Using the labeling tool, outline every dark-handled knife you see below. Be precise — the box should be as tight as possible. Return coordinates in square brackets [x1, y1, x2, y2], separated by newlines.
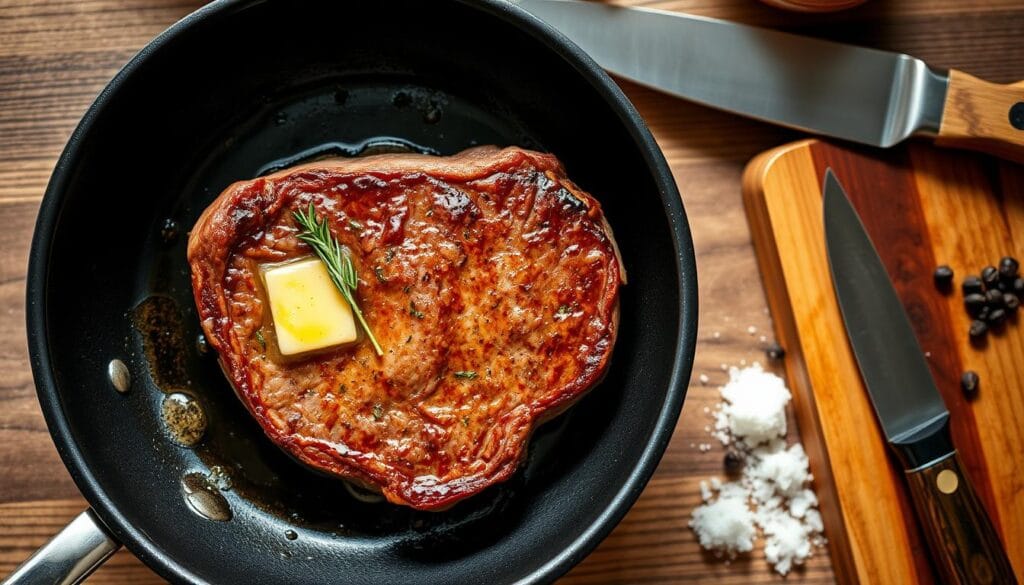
[515, 0, 1024, 163]
[823, 170, 1017, 584]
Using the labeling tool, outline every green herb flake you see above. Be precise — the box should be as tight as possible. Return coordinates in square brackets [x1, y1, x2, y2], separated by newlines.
[255, 330, 267, 351]
[374, 266, 388, 283]
[453, 371, 478, 380]
[409, 300, 425, 319]
[555, 304, 572, 318]
[384, 248, 396, 263]
[461, 415, 470, 427]
[338, 383, 347, 395]
[372, 404, 384, 420]
[348, 219, 364, 232]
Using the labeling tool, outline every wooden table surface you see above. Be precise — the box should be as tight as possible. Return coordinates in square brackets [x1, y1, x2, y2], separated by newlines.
[1, 1, 1021, 583]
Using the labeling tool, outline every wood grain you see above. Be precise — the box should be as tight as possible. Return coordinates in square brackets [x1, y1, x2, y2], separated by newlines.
[938, 70, 1024, 163]
[742, 139, 1024, 584]
[1, 0, 1023, 583]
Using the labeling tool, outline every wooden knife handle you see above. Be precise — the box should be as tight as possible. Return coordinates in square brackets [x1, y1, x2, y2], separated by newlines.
[936, 69, 1024, 163]
[905, 452, 1018, 584]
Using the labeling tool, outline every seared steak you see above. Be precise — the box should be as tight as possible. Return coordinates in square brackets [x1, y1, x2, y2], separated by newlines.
[187, 146, 623, 510]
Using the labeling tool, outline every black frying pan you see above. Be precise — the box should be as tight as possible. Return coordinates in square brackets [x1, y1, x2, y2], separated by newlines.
[12, 1, 697, 583]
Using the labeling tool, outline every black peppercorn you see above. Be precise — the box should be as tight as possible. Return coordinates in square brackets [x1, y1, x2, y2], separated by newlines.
[988, 308, 1008, 326]
[962, 275, 984, 295]
[969, 319, 989, 339]
[978, 305, 991, 321]
[964, 293, 987, 316]
[1005, 293, 1020, 313]
[933, 265, 954, 290]
[1014, 278, 1024, 295]
[765, 343, 785, 361]
[999, 256, 1019, 280]
[986, 289, 1005, 308]
[724, 450, 744, 475]
[982, 265, 999, 288]
[960, 371, 980, 398]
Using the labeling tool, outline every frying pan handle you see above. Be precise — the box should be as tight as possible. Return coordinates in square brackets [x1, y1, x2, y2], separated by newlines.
[2, 510, 120, 585]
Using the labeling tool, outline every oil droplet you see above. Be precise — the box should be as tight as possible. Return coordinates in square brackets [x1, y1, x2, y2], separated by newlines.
[107, 359, 130, 393]
[160, 218, 180, 244]
[195, 333, 210, 356]
[161, 393, 207, 447]
[392, 90, 411, 108]
[284, 529, 298, 541]
[208, 465, 233, 491]
[181, 472, 232, 522]
[423, 104, 442, 125]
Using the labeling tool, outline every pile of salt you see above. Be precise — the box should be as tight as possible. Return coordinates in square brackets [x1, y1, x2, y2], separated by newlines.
[689, 364, 824, 576]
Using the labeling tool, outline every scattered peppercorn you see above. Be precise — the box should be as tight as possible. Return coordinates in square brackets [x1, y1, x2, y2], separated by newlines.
[985, 289, 1005, 308]
[999, 256, 1019, 280]
[961, 276, 984, 295]
[969, 319, 988, 340]
[724, 450, 744, 475]
[982, 265, 999, 288]
[1005, 293, 1021, 313]
[765, 343, 786, 361]
[960, 371, 980, 398]
[988, 308, 1008, 326]
[933, 265, 954, 291]
[950, 256, 1024, 345]
[964, 293, 987, 316]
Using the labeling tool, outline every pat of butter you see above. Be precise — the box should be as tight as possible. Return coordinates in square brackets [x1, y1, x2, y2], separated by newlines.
[262, 257, 357, 355]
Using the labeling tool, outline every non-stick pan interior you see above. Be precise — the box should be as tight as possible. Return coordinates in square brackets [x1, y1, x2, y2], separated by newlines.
[31, 1, 693, 583]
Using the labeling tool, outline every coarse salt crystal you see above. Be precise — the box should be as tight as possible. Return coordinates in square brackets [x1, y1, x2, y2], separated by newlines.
[719, 364, 791, 445]
[689, 483, 756, 554]
[749, 443, 811, 496]
[699, 374, 709, 384]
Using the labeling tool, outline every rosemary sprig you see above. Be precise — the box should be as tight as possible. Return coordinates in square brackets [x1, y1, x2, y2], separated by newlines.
[292, 204, 383, 356]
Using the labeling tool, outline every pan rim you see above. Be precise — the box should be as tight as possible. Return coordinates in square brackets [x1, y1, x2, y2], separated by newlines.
[25, 0, 697, 583]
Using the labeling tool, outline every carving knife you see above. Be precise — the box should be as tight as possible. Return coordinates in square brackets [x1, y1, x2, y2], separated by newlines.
[823, 169, 1017, 584]
[515, 0, 1024, 163]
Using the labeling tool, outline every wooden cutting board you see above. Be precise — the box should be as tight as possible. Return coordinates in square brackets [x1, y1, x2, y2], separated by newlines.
[742, 139, 1024, 584]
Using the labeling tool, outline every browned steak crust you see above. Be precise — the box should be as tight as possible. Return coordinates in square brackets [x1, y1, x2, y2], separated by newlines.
[187, 146, 622, 509]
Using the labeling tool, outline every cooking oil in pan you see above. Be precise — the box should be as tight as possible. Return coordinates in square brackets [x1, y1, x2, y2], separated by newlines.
[181, 472, 232, 522]
[162, 392, 207, 447]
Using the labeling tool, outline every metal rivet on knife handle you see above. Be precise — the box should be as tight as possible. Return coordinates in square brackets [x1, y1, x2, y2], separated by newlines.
[935, 469, 959, 494]
[936, 70, 1024, 163]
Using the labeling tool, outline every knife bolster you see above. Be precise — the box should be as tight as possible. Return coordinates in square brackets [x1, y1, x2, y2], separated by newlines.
[889, 413, 954, 471]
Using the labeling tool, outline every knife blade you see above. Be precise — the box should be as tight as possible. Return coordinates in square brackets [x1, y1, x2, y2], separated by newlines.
[514, 0, 1024, 163]
[824, 170, 1017, 585]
